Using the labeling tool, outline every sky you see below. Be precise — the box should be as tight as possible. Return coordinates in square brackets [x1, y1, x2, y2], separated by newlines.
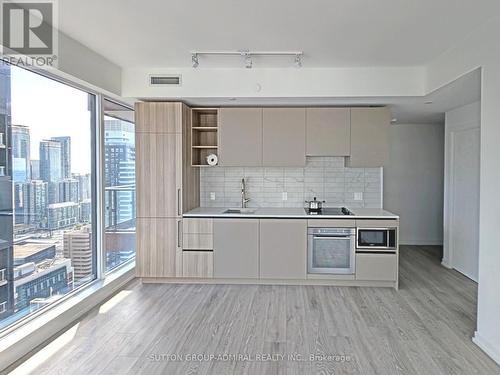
[10, 65, 92, 174]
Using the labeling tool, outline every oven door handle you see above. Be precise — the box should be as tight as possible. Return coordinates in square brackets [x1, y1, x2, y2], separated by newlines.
[313, 235, 352, 240]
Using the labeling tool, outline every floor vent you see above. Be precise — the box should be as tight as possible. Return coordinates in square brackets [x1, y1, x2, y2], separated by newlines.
[149, 75, 181, 86]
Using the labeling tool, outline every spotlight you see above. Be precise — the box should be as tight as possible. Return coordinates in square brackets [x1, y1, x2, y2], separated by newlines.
[243, 53, 252, 69]
[295, 54, 302, 67]
[192, 53, 199, 68]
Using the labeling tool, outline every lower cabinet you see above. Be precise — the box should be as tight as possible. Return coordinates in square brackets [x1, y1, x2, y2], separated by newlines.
[213, 219, 259, 278]
[259, 220, 307, 279]
[182, 251, 213, 278]
[355, 253, 398, 281]
[136, 218, 181, 278]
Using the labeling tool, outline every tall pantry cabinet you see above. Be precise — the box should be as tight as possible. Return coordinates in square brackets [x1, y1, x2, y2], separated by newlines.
[135, 102, 199, 278]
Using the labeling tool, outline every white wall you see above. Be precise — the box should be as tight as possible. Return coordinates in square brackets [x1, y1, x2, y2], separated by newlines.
[443, 101, 480, 280]
[427, 14, 500, 364]
[56, 32, 122, 96]
[384, 123, 444, 245]
[122, 66, 425, 99]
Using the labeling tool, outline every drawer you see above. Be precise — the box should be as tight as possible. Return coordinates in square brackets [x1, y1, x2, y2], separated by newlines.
[182, 233, 213, 250]
[182, 251, 213, 278]
[356, 219, 398, 228]
[307, 219, 356, 228]
[356, 253, 398, 281]
[183, 218, 213, 234]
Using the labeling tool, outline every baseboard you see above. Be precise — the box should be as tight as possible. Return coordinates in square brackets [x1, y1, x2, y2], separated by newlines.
[441, 260, 453, 269]
[473, 332, 500, 365]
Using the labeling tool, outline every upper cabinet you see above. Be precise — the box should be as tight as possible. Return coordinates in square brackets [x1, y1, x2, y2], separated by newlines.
[216, 106, 391, 168]
[219, 108, 263, 166]
[347, 107, 391, 168]
[263, 108, 306, 167]
[135, 102, 183, 133]
[306, 108, 351, 156]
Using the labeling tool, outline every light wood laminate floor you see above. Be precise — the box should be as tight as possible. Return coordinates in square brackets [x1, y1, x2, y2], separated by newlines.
[10, 246, 500, 375]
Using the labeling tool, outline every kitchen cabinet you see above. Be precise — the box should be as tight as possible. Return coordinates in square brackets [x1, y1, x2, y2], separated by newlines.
[136, 132, 182, 217]
[263, 108, 306, 166]
[182, 218, 213, 251]
[259, 220, 307, 279]
[135, 102, 183, 133]
[136, 218, 181, 277]
[355, 253, 398, 281]
[348, 107, 391, 167]
[213, 219, 259, 278]
[182, 251, 213, 278]
[135, 102, 199, 279]
[219, 108, 263, 166]
[306, 108, 350, 156]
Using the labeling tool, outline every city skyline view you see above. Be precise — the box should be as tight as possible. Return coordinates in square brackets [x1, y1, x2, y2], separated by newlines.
[10, 65, 92, 174]
[0, 63, 136, 331]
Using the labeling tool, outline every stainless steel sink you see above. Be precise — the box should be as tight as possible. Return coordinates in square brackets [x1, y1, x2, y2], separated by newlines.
[223, 208, 256, 214]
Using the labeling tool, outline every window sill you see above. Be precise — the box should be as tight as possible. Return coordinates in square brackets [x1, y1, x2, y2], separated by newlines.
[0, 261, 135, 372]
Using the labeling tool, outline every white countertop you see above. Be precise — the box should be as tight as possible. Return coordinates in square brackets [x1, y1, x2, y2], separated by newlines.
[183, 207, 399, 219]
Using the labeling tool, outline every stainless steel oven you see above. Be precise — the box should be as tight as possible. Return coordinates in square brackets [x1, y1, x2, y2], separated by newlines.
[356, 228, 397, 251]
[307, 228, 356, 274]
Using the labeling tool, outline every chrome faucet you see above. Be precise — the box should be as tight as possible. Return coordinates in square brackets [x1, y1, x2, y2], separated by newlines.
[241, 178, 250, 208]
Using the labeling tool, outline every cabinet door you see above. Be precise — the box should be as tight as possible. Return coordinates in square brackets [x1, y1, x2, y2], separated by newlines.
[260, 220, 307, 279]
[306, 108, 350, 156]
[213, 219, 259, 278]
[136, 133, 182, 217]
[182, 251, 213, 278]
[348, 107, 391, 167]
[219, 108, 263, 166]
[356, 253, 397, 281]
[136, 218, 181, 277]
[135, 102, 183, 133]
[263, 108, 306, 166]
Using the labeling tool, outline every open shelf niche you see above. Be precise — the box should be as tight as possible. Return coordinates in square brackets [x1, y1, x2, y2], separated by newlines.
[191, 108, 219, 167]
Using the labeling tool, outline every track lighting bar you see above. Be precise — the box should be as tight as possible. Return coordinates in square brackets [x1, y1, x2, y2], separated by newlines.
[191, 50, 303, 68]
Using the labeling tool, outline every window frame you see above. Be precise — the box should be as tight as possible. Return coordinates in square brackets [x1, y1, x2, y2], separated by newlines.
[0, 61, 135, 337]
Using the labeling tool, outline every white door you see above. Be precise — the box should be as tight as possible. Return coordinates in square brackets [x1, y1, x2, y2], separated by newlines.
[450, 127, 480, 281]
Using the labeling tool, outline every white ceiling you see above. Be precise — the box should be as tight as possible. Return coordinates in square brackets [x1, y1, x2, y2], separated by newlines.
[165, 68, 481, 124]
[58, 0, 500, 68]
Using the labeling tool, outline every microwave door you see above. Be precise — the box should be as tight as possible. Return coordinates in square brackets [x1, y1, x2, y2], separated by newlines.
[358, 229, 388, 248]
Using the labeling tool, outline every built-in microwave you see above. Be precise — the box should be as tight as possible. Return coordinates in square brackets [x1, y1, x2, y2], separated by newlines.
[356, 228, 397, 251]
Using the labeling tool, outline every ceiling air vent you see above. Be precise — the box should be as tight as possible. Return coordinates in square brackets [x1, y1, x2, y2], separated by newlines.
[149, 74, 181, 86]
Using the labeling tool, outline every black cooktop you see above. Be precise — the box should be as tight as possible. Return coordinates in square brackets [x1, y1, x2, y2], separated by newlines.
[304, 207, 353, 216]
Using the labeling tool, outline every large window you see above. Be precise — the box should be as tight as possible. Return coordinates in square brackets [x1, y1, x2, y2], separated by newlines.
[0, 63, 98, 330]
[103, 99, 135, 272]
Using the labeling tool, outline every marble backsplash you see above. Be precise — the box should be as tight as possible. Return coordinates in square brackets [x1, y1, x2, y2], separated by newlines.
[199, 157, 383, 208]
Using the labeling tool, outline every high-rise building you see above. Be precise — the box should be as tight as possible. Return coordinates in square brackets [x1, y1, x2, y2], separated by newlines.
[11, 125, 30, 182]
[13, 258, 73, 311]
[13, 180, 48, 225]
[30, 160, 40, 180]
[15, 180, 48, 225]
[104, 119, 135, 225]
[46, 202, 79, 230]
[59, 178, 79, 203]
[0, 63, 14, 320]
[39, 140, 62, 183]
[13, 241, 56, 266]
[63, 226, 92, 283]
[51, 137, 71, 179]
[73, 173, 91, 201]
[79, 199, 91, 223]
